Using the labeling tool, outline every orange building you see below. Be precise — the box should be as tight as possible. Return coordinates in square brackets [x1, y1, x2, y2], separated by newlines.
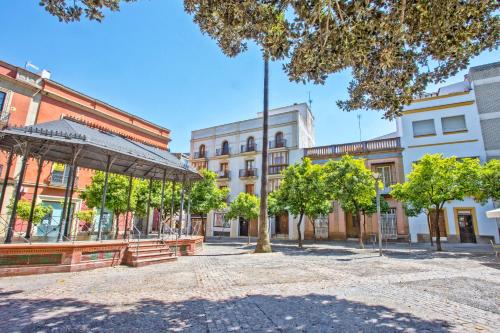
[0, 60, 170, 238]
[303, 135, 409, 242]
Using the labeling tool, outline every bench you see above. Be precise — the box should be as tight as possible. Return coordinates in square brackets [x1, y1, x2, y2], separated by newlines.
[491, 240, 500, 259]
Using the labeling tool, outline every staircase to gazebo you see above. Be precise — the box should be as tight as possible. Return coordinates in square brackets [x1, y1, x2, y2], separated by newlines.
[124, 239, 177, 267]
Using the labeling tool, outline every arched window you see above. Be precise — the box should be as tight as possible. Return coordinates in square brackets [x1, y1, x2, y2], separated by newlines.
[221, 140, 229, 154]
[247, 136, 255, 149]
[275, 132, 283, 143]
[198, 144, 205, 158]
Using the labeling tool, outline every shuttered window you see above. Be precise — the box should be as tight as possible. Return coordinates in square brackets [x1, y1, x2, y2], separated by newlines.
[412, 119, 436, 137]
[441, 115, 467, 133]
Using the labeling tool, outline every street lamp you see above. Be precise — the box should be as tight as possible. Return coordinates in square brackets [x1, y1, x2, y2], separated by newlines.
[373, 171, 383, 256]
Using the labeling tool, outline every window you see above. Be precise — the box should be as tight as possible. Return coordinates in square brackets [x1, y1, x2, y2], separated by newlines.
[245, 184, 255, 195]
[245, 159, 254, 170]
[199, 144, 205, 155]
[373, 164, 394, 187]
[220, 162, 228, 171]
[381, 208, 397, 240]
[441, 115, 467, 134]
[275, 132, 283, 142]
[269, 151, 288, 165]
[268, 179, 281, 192]
[247, 136, 255, 148]
[51, 163, 70, 185]
[0, 91, 6, 111]
[412, 119, 436, 137]
[222, 141, 229, 151]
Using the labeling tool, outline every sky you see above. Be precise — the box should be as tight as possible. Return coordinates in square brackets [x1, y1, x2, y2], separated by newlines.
[1, 1, 498, 152]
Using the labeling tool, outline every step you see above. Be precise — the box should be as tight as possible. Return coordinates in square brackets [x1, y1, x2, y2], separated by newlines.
[128, 240, 167, 246]
[126, 251, 175, 261]
[129, 256, 177, 268]
[127, 244, 170, 252]
[128, 247, 172, 255]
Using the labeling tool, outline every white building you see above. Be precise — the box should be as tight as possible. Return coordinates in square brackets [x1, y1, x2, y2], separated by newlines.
[190, 103, 314, 239]
[397, 62, 500, 244]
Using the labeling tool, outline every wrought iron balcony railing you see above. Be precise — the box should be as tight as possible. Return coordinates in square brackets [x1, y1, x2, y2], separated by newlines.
[239, 168, 257, 178]
[217, 170, 230, 179]
[304, 137, 401, 158]
[269, 139, 287, 149]
[268, 164, 288, 175]
[240, 144, 257, 153]
[216, 147, 231, 156]
[193, 151, 207, 159]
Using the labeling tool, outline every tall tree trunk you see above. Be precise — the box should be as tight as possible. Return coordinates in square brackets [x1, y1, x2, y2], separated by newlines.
[255, 55, 272, 253]
[426, 213, 434, 246]
[201, 214, 207, 242]
[434, 207, 442, 251]
[310, 217, 317, 243]
[358, 211, 364, 249]
[297, 213, 304, 248]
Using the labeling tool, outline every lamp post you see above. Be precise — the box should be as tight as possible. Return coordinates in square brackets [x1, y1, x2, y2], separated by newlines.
[373, 172, 383, 256]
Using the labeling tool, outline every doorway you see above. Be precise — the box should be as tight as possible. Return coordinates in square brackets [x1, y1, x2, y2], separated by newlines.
[239, 217, 248, 237]
[457, 209, 476, 243]
[275, 212, 289, 235]
[346, 213, 360, 238]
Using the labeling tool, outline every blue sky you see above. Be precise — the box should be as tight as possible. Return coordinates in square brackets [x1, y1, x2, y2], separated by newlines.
[1, 1, 498, 152]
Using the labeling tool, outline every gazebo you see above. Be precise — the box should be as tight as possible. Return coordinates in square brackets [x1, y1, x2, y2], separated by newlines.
[0, 117, 201, 244]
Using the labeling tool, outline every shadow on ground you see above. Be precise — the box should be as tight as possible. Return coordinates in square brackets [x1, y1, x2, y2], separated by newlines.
[0, 290, 450, 333]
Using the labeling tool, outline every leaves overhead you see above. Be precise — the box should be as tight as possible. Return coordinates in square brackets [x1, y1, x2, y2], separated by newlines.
[225, 192, 260, 222]
[40, 0, 498, 118]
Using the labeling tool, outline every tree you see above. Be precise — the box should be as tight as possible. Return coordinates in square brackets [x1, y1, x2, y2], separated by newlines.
[391, 154, 481, 251]
[324, 155, 376, 248]
[225, 192, 260, 244]
[475, 159, 500, 203]
[41, 1, 497, 119]
[360, 196, 390, 240]
[80, 171, 134, 238]
[275, 158, 331, 248]
[189, 169, 228, 240]
[8, 199, 52, 236]
[76, 210, 95, 232]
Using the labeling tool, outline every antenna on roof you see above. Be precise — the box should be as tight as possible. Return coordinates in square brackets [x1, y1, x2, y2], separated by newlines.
[25, 61, 39, 71]
[308, 91, 313, 109]
[357, 113, 362, 142]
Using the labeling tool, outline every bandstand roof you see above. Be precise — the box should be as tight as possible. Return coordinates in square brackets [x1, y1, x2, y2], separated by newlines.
[0, 118, 200, 181]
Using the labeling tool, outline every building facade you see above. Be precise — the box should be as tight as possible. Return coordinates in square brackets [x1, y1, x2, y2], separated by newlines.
[397, 62, 500, 244]
[303, 136, 408, 241]
[190, 103, 314, 239]
[0, 60, 171, 239]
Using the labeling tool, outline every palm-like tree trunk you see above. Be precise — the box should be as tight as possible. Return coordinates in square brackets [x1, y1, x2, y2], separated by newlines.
[255, 55, 272, 253]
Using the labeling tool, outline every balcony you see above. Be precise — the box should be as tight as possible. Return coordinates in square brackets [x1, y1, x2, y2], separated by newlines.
[240, 144, 257, 153]
[269, 139, 287, 149]
[193, 151, 207, 159]
[217, 170, 231, 180]
[239, 168, 257, 178]
[304, 137, 401, 158]
[268, 164, 288, 175]
[216, 148, 231, 156]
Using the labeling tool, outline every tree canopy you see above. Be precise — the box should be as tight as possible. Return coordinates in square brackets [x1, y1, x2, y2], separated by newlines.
[9, 199, 52, 226]
[40, 0, 499, 118]
[274, 158, 331, 247]
[391, 154, 482, 251]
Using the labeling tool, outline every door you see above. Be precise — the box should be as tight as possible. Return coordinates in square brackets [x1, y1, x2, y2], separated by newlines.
[38, 201, 63, 238]
[275, 212, 288, 235]
[346, 213, 360, 238]
[314, 215, 329, 239]
[239, 217, 248, 237]
[457, 211, 476, 243]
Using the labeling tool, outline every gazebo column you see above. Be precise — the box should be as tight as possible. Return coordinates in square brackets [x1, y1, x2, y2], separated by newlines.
[186, 185, 191, 237]
[170, 179, 176, 231]
[123, 175, 133, 239]
[57, 164, 74, 242]
[25, 157, 44, 239]
[0, 147, 14, 215]
[178, 176, 186, 238]
[97, 155, 112, 241]
[5, 144, 30, 244]
[158, 169, 167, 238]
[63, 163, 78, 239]
[144, 177, 153, 237]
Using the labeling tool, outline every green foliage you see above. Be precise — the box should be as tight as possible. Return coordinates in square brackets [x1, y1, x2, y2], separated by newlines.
[133, 178, 181, 218]
[76, 210, 95, 225]
[225, 193, 260, 222]
[267, 191, 285, 217]
[275, 158, 331, 247]
[361, 197, 390, 216]
[190, 169, 228, 216]
[324, 155, 376, 215]
[475, 159, 500, 203]
[9, 199, 52, 225]
[41, 1, 497, 118]
[391, 154, 482, 250]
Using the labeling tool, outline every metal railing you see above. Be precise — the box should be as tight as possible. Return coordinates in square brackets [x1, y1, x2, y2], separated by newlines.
[216, 147, 231, 156]
[217, 170, 230, 179]
[269, 139, 286, 149]
[240, 144, 257, 153]
[269, 164, 288, 175]
[193, 151, 207, 159]
[304, 137, 401, 158]
[239, 168, 257, 178]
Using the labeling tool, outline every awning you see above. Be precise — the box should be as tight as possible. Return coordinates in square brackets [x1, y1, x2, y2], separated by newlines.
[0, 117, 200, 182]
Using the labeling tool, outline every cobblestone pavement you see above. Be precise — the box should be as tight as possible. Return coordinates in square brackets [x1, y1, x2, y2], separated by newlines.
[0, 240, 499, 333]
